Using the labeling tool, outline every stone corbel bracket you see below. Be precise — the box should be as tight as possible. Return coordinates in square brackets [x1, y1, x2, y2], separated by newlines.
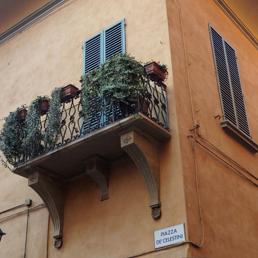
[84, 156, 109, 201]
[120, 130, 161, 219]
[27, 168, 64, 249]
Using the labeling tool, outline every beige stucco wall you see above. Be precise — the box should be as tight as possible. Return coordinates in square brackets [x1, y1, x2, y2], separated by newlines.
[167, 0, 258, 257]
[0, 0, 188, 257]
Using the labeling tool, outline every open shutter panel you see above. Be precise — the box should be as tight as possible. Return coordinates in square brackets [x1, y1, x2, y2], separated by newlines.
[210, 28, 237, 126]
[104, 20, 125, 60]
[225, 43, 250, 136]
[83, 34, 102, 75]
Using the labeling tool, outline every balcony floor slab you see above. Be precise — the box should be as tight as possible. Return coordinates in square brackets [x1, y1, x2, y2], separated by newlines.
[13, 113, 170, 180]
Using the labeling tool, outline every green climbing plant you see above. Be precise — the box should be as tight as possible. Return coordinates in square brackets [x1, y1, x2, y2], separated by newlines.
[44, 88, 62, 149]
[0, 107, 26, 165]
[23, 96, 48, 157]
[81, 54, 146, 118]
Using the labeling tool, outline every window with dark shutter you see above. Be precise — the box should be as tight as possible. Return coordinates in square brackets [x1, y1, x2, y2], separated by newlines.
[210, 26, 258, 152]
[224, 42, 250, 136]
[83, 20, 125, 75]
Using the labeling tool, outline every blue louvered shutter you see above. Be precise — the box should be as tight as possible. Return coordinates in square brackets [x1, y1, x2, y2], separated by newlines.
[83, 33, 102, 75]
[83, 20, 125, 75]
[210, 27, 250, 136]
[104, 20, 125, 61]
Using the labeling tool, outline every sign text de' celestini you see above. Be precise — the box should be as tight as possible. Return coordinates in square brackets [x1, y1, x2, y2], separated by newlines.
[154, 224, 186, 249]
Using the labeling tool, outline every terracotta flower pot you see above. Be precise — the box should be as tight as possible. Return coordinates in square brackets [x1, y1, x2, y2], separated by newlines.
[61, 84, 80, 103]
[40, 98, 49, 115]
[144, 62, 167, 83]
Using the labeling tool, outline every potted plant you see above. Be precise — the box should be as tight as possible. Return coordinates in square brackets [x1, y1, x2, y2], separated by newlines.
[0, 108, 26, 166]
[44, 88, 62, 150]
[60, 84, 80, 103]
[23, 96, 47, 157]
[144, 61, 168, 82]
[81, 54, 147, 119]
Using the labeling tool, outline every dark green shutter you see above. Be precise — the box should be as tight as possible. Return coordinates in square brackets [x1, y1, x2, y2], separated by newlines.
[225, 43, 250, 136]
[210, 27, 250, 136]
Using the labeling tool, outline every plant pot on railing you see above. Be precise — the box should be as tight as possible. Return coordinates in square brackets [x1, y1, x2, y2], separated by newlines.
[40, 98, 49, 115]
[144, 62, 168, 83]
[60, 84, 80, 103]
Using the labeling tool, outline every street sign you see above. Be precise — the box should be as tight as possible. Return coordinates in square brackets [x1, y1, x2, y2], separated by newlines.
[154, 224, 185, 249]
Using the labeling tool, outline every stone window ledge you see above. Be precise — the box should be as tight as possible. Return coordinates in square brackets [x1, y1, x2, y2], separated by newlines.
[221, 120, 258, 153]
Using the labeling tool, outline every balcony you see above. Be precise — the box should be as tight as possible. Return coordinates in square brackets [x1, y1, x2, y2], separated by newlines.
[12, 82, 169, 168]
[0, 58, 170, 248]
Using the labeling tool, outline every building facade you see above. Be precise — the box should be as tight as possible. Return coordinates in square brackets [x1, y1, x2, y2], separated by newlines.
[0, 0, 257, 258]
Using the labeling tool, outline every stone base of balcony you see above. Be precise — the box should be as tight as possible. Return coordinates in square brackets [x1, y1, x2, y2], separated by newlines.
[13, 113, 170, 179]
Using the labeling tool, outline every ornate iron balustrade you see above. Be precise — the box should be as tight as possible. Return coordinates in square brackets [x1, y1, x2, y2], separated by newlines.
[14, 77, 169, 165]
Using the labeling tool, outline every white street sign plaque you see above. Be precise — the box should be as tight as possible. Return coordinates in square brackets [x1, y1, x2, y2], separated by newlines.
[154, 224, 185, 249]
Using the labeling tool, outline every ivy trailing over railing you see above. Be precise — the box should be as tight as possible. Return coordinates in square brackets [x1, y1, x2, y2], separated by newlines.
[0, 89, 61, 164]
[0, 108, 26, 165]
[23, 96, 46, 157]
[44, 88, 62, 150]
[81, 54, 146, 118]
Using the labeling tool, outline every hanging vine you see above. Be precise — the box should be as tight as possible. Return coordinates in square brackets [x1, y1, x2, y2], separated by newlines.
[81, 54, 146, 118]
[23, 96, 47, 157]
[44, 88, 62, 150]
[0, 108, 26, 165]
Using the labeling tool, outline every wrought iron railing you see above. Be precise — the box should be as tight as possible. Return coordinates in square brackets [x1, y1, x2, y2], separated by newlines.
[13, 77, 169, 165]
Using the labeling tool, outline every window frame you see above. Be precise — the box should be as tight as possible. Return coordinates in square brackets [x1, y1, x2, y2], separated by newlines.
[209, 25, 258, 153]
[82, 19, 126, 75]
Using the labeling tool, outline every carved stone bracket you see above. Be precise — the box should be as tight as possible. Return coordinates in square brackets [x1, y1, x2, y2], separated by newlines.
[27, 168, 64, 249]
[84, 156, 109, 201]
[120, 130, 161, 219]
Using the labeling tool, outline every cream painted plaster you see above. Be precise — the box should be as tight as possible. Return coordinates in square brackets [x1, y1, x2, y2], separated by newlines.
[0, 206, 49, 258]
[0, 0, 187, 257]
